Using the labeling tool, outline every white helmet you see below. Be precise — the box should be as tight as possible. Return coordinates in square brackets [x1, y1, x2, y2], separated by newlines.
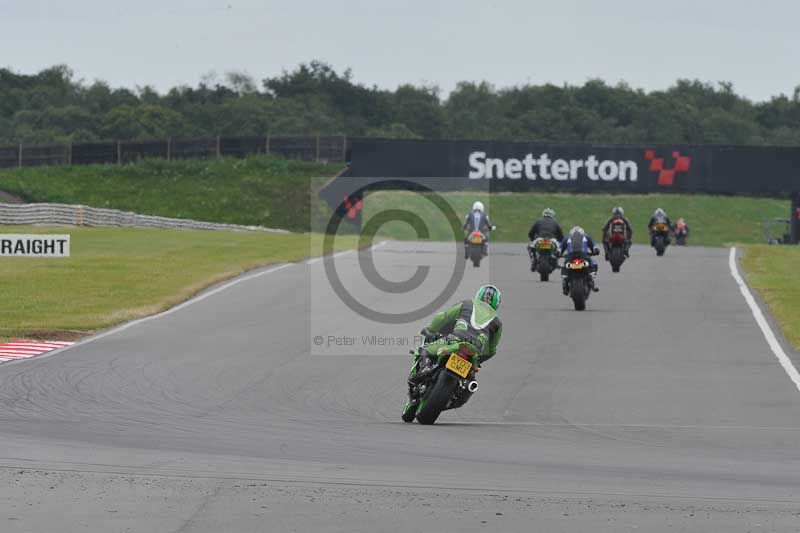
[472, 201, 485, 213]
[570, 226, 584, 235]
[654, 208, 665, 216]
[542, 208, 555, 218]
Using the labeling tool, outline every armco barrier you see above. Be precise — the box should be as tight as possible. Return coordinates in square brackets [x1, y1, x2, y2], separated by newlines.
[0, 203, 289, 233]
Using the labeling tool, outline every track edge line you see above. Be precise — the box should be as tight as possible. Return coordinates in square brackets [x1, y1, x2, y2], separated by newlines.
[729, 246, 800, 393]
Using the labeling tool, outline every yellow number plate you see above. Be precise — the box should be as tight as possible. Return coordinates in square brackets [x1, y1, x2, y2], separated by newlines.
[470, 235, 483, 244]
[654, 223, 668, 232]
[445, 353, 473, 378]
[539, 242, 552, 250]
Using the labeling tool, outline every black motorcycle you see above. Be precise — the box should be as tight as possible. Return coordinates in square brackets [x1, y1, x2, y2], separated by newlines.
[402, 334, 480, 425]
[562, 254, 597, 311]
[651, 222, 672, 256]
[528, 237, 559, 281]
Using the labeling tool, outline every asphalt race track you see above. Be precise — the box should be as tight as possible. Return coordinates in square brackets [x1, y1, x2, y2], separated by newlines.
[0, 242, 799, 532]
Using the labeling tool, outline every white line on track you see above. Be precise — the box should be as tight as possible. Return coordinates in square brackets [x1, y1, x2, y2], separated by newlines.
[729, 247, 800, 393]
[304, 240, 388, 265]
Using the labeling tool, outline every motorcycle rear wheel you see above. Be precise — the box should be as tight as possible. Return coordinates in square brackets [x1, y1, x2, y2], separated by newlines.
[655, 236, 666, 256]
[610, 247, 624, 273]
[471, 247, 482, 267]
[570, 279, 587, 311]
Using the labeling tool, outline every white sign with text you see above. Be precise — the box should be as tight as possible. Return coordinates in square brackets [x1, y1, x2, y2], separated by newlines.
[0, 234, 70, 257]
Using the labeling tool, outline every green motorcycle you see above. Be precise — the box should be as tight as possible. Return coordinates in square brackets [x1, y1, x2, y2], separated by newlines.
[402, 334, 480, 425]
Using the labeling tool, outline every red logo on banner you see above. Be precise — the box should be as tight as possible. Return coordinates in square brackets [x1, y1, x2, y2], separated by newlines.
[644, 150, 691, 187]
[343, 195, 363, 220]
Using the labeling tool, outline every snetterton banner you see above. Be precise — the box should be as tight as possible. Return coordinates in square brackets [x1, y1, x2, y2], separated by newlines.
[342, 138, 800, 195]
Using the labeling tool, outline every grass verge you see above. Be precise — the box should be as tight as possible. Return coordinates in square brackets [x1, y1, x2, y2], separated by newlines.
[0, 226, 359, 342]
[0, 155, 345, 232]
[363, 191, 787, 247]
[740, 245, 800, 351]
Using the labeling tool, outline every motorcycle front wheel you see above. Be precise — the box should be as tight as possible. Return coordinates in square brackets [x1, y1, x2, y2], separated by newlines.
[416, 371, 458, 425]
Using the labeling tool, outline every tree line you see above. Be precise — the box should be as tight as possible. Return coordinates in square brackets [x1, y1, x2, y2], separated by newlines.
[2, 61, 800, 146]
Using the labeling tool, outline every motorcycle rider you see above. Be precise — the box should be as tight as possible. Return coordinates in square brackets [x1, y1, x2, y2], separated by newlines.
[601, 206, 633, 259]
[407, 285, 503, 393]
[560, 226, 601, 294]
[648, 208, 674, 246]
[527, 208, 564, 271]
[462, 201, 494, 259]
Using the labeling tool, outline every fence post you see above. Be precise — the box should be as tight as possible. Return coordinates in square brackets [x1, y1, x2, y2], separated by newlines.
[67, 142, 72, 165]
[342, 135, 347, 163]
[216, 135, 221, 159]
[17, 143, 22, 168]
[266, 134, 270, 155]
[117, 141, 121, 164]
[791, 192, 800, 244]
[167, 137, 172, 161]
[315, 134, 320, 162]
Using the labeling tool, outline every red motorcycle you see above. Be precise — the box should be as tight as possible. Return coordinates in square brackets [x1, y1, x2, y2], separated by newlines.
[607, 231, 627, 273]
[675, 218, 689, 245]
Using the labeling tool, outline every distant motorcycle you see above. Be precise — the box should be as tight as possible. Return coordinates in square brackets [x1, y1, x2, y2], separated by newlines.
[651, 222, 672, 256]
[675, 219, 689, 245]
[528, 237, 560, 281]
[607, 231, 627, 273]
[465, 226, 495, 267]
[563, 256, 595, 311]
[402, 334, 480, 425]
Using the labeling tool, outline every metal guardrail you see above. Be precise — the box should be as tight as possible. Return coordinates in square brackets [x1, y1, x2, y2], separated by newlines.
[0, 203, 290, 233]
[0, 135, 348, 169]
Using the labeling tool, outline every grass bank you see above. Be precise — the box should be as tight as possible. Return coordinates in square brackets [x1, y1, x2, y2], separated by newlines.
[741, 245, 800, 350]
[0, 226, 358, 342]
[363, 191, 787, 247]
[0, 155, 344, 232]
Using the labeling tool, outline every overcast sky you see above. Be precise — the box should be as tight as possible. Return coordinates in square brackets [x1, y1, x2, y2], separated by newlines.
[1, 0, 797, 101]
